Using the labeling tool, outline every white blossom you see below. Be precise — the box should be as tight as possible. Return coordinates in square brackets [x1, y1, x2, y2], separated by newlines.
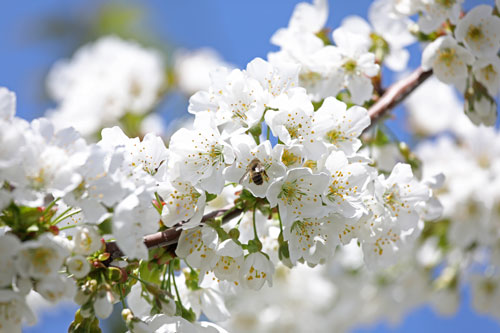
[16, 234, 69, 280]
[174, 48, 234, 95]
[46, 35, 165, 136]
[473, 57, 500, 97]
[94, 290, 115, 319]
[315, 97, 370, 155]
[188, 67, 266, 134]
[331, 27, 380, 104]
[178, 271, 230, 322]
[239, 252, 274, 290]
[113, 189, 159, 260]
[0, 234, 21, 288]
[66, 255, 91, 279]
[0, 290, 36, 332]
[158, 179, 206, 228]
[285, 215, 339, 266]
[210, 239, 244, 284]
[422, 35, 474, 86]
[455, 5, 500, 58]
[322, 151, 368, 219]
[267, 168, 329, 226]
[418, 0, 463, 34]
[176, 226, 219, 271]
[168, 113, 234, 194]
[35, 275, 76, 303]
[72, 226, 102, 255]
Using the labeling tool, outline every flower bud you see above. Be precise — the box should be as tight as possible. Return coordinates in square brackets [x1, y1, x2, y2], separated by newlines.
[67, 255, 91, 279]
[74, 289, 91, 306]
[121, 308, 133, 323]
[93, 291, 114, 319]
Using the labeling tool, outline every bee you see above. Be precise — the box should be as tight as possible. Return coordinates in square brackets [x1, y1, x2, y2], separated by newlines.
[239, 158, 269, 185]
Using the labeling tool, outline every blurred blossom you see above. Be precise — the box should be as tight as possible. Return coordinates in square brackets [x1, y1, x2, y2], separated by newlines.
[46, 35, 166, 137]
[174, 48, 234, 96]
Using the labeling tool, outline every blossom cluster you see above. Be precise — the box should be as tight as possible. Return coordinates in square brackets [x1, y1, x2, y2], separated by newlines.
[0, 45, 437, 333]
[220, 79, 500, 332]
[418, 2, 500, 125]
[46, 36, 166, 137]
[2, 0, 500, 332]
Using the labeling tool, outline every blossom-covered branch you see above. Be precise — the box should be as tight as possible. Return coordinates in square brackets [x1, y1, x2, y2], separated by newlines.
[105, 67, 433, 262]
[2, 0, 500, 332]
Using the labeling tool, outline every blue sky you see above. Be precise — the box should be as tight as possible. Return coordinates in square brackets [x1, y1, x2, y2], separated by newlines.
[1, 0, 498, 332]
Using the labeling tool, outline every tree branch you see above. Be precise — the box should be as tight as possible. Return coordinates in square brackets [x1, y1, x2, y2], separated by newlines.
[105, 67, 432, 262]
[104, 206, 244, 262]
[368, 67, 433, 123]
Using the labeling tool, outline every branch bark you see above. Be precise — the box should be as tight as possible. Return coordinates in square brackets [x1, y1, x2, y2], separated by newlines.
[105, 206, 244, 262]
[368, 67, 433, 123]
[105, 67, 432, 262]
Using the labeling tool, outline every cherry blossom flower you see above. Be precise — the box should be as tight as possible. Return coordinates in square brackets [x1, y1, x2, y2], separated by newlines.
[455, 5, 500, 58]
[422, 35, 474, 86]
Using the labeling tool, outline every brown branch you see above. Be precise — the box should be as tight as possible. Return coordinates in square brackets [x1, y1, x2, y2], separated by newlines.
[368, 67, 433, 124]
[104, 206, 244, 263]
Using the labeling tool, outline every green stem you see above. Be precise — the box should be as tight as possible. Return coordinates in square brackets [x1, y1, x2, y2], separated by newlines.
[58, 224, 81, 231]
[171, 262, 185, 310]
[51, 207, 72, 225]
[44, 198, 60, 217]
[128, 273, 150, 285]
[154, 192, 163, 215]
[118, 284, 127, 309]
[277, 206, 284, 235]
[184, 259, 195, 272]
[161, 264, 168, 290]
[266, 124, 270, 141]
[252, 201, 259, 241]
[235, 215, 244, 229]
[52, 209, 82, 225]
[166, 261, 172, 292]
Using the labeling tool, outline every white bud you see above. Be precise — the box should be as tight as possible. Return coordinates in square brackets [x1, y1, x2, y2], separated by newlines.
[93, 291, 114, 319]
[66, 255, 91, 279]
[73, 226, 101, 255]
[74, 289, 91, 306]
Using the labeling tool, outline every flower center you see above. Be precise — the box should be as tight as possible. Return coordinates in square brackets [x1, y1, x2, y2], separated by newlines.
[467, 25, 483, 42]
[285, 123, 302, 139]
[437, 48, 456, 67]
[281, 149, 301, 166]
[278, 179, 306, 205]
[481, 64, 497, 82]
[208, 144, 225, 166]
[299, 71, 322, 84]
[343, 59, 358, 74]
[325, 129, 343, 144]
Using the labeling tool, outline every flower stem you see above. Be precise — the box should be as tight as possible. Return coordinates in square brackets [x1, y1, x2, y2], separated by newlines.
[128, 273, 150, 285]
[52, 209, 82, 225]
[277, 207, 284, 235]
[253, 201, 259, 241]
[171, 261, 185, 310]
